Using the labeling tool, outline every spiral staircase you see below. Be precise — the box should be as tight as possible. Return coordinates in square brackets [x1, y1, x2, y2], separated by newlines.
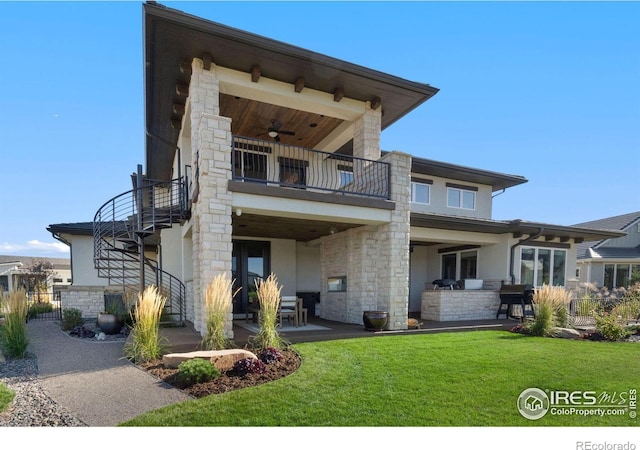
[93, 172, 190, 325]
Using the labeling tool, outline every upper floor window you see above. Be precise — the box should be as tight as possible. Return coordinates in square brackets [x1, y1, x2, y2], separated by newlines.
[520, 247, 567, 286]
[234, 150, 267, 181]
[447, 186, 476, 210]
[339, 170, 354, 188]
[411, 181, 431, 204]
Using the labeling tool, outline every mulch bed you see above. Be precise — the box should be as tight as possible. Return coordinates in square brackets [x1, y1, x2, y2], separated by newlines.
[139, 349, 301, 398]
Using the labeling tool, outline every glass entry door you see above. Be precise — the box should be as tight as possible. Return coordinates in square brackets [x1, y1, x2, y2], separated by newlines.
[232, 240, 270, 315]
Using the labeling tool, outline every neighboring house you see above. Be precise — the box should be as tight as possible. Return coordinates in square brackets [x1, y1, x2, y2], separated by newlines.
[47, 3, 623, 335]
[0, 255, 71, 293]
[574, 211, 640, 289]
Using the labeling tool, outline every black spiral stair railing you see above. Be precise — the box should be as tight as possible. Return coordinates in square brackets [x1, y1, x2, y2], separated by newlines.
[93, 177, 190, 325]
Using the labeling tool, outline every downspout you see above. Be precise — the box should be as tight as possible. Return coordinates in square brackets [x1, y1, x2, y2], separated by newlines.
[509, 226, 544, 285]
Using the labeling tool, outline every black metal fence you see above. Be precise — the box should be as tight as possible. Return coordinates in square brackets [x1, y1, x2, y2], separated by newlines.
[25, 291, 62, 322]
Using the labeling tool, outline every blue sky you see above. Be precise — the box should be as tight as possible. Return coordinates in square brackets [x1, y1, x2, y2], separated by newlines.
[1, 1, 639, 259]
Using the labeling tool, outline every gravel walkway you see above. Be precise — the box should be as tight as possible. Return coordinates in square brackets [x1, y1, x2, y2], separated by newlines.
[1, 320, 190, 427]
[0, 354, 86, 426]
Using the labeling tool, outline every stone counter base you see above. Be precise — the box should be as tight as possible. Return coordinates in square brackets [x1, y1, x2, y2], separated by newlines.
[421, 290, 501, 321]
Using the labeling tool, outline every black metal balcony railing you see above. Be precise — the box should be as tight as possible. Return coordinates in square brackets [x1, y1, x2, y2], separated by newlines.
[231, 136, 391, 200]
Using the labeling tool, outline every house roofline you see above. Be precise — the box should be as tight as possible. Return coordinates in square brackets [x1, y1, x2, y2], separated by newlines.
[143, 1, 439, 180]
[410, 213, 626, 242]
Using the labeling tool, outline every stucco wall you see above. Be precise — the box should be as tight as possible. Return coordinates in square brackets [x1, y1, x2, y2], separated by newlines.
[71, 235, 107, 286]
[410, 174, 493, 219]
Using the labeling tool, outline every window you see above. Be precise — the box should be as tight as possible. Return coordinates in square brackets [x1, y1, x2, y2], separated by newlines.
[603, 263, 640, 289]
[234, 150, 267, 181]
[520, 247, 567, 286]
[53, 278, 63, 283]
[411, 182, 430, 204]
[441, 250, 478, 279]
[339, 170, 354, 188]
[447, 186, 476, 210]
[279, 157, 307, 187]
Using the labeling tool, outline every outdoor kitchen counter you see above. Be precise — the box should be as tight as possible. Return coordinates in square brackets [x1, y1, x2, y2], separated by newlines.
[421, 289, 501, 322]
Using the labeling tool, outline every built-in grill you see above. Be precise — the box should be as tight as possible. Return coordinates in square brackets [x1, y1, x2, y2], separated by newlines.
[497, 284, 535, 320]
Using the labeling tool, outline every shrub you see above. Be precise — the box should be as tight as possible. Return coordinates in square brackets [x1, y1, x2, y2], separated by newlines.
[0, 380, 15, 414]
[233, 357, 266, 376]
[27, 302, 53, 320]
[62, 308, 83, 331]
[594, 312, 631, 342]
[610, 298, 640, 321]
[177, 359, 220, 386]
[124, 285, 167, 363]
[200, 273, 239, 351]
[249, 273, 288, 350]
[0, 289, 29, 358]
[258, 347, 282, 364]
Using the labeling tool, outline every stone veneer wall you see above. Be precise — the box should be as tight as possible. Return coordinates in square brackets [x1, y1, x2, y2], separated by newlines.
[189, 58, 234, 338]
[60, 286, 122, 319]
[421, 290, 501, 321]
[319, 152, 411, 330]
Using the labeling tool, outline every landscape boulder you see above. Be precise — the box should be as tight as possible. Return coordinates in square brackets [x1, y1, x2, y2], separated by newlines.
[162, 349, 258, 369]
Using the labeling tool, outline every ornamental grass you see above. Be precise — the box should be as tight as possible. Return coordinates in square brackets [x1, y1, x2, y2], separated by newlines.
[124, 285, 167, 363]
[251, 273, 289, 350]
[201, 273, 239, 350]
[530, 284, 573, 336]
[0, 289, 30, 359]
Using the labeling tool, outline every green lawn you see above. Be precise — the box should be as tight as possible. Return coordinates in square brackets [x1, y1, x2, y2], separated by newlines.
[123, 331, 639, 426]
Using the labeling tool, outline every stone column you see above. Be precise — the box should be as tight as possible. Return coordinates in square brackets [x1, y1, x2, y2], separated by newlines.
[353, 102, 382, 161]
[189, 58, 234, 338]
[375, 151, 412, 330]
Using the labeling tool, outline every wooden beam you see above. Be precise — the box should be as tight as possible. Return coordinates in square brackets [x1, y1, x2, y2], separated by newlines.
[574, 237, 584, 244]
[560, 236, 571, 243]
[370, 96, 381, 110]
[512, 232, 523, 239]
[251, 65, 261, 83]
[202, 53, 212, 71]
[176, 84, 189, 97]
[333, 87, 344, 102]
[294, 77, 305, 93]
[180, 61, 192, 75]
[172, 103, 185, 115]
[545, 235, 556, 241]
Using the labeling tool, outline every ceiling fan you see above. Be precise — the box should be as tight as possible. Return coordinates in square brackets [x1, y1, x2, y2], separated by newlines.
[262, 120, 295, 142]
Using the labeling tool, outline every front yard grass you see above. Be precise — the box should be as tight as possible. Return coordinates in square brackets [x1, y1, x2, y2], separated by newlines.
[123, 331, 639, 427]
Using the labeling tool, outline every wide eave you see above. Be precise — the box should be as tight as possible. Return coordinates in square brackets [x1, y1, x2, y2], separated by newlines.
[143, 2, 439, 180]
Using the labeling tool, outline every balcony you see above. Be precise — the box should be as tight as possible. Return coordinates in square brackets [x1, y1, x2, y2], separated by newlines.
[231, 136, 390, 200]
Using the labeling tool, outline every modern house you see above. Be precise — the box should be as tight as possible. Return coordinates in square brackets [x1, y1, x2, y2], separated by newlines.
[47, 3, 623, 337]
[574, 211, 640, 289]
[0, 255, 71, 293]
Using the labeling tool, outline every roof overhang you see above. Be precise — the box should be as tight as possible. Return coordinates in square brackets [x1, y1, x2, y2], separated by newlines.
[410, 157, 528, 192]
[410, 213, 627, 243]
[143, 2, 439, 180]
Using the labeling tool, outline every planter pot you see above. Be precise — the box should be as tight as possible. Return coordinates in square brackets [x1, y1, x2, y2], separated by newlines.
[97, 313, 124, 335]
[363, 310, 388, 331]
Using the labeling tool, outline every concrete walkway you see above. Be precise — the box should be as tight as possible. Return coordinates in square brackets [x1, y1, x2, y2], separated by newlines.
[26, 320, 191, 426]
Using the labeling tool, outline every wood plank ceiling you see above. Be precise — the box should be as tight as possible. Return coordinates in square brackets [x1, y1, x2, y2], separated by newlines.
[219, 94, 344, 148]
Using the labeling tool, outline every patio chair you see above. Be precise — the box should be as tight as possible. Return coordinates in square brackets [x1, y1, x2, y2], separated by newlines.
[278, 296, 298, 327]
[296, 297, 308, 326]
